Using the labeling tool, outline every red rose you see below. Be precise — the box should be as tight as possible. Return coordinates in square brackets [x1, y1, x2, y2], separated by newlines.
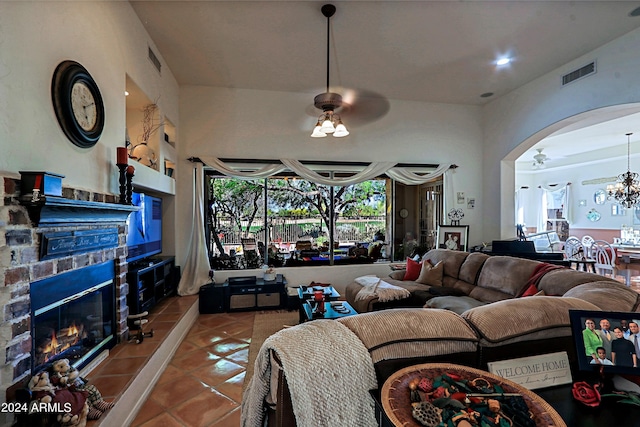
[572, 381, 601, 407]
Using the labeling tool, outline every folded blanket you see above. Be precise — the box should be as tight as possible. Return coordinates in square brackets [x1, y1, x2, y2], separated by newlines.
[354, 275, 411, 302]
[241, 320, 378, 427]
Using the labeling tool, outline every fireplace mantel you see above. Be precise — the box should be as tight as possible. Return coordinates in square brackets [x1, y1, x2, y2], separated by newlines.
[20, 196, 140, 227]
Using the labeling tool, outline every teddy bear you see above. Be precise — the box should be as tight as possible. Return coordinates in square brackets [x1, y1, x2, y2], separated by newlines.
[49, 358, 115, 420]
[51, 358, 79, 388]
[28, 371, 55, 404]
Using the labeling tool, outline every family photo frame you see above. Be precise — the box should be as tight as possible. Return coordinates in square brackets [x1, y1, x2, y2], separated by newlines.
[437, 225, 469, 252]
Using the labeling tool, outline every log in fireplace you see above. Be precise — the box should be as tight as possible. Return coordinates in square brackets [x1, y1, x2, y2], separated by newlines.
[30, 260, 116, 373]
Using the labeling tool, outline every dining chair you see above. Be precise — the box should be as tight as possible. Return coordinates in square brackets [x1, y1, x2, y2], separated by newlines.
[563, 236, 585, 271]
[241, 237, 262, 269]
[590, 240, 631, 286]
[563, 236, 583, 259]
[581, 235, 595, 258]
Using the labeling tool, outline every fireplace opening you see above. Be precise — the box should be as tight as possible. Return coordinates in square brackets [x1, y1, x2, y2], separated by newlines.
[30, 260, 116, 373]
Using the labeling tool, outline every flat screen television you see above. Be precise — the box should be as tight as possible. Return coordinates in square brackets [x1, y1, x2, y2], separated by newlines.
[126, 192, 163, 263]
[569, 309, 640, 377]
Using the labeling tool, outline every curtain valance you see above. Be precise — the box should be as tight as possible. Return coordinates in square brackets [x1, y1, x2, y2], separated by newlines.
[198, 156, 451, 186]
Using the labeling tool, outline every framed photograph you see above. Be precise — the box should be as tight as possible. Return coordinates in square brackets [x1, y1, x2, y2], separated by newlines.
[611, 204, 626, 216]
[437, 225, 469, 251]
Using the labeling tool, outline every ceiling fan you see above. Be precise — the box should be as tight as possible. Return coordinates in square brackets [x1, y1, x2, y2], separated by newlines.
[532, 148, 549, 169]
[308, 4, 389, 137]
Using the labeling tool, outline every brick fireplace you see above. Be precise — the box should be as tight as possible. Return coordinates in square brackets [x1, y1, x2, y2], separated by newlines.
[1, 174, 137, 419]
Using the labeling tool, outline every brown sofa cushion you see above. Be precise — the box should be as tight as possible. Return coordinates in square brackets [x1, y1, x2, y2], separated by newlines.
[537, 269, 619, 296]
[472, 256, 540, 301]
[424, 295, 487, 314]
[338, 308, 478, 364]
[388, 270, 405, 280]
[562, 281, 640, 312]
[458, 252, 490, 284]
[416, 260, 444, 286]
[423, 249, 470, 282]
[462, 296, 601, 347]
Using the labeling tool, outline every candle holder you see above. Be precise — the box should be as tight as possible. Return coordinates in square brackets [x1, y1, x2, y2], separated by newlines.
[117, 164, 127, 204]
[126, 166, 135, 205]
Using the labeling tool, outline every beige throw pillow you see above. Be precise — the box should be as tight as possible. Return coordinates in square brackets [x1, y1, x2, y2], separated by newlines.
[416, 260, 443, 286]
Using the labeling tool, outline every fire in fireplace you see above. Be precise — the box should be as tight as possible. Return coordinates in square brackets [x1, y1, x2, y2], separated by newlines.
[30, 260, 116, 373]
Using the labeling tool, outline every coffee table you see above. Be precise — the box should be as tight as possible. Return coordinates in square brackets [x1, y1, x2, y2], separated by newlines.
[297, 285, 341, 322]
[301, 300, 357, 321]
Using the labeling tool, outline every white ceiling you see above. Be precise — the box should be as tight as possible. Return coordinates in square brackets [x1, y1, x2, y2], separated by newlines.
[129, 0, 640, 165]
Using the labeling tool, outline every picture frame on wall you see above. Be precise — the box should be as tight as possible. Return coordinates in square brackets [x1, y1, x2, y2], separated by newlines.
[437, 225, 469, 252]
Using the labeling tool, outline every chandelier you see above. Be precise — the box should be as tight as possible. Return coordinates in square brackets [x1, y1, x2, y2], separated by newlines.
[607, 133, 640, 208]
[311, 4, 349, 138]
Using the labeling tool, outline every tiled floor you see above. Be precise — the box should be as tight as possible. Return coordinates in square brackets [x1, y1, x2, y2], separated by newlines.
[86, 295, 254, 427]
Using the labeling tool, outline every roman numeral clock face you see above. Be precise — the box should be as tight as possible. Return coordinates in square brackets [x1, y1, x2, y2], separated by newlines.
[51, 60, 105, 148]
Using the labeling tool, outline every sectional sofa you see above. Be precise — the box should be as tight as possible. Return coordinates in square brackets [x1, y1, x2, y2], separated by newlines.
[241, 249, 640, 427]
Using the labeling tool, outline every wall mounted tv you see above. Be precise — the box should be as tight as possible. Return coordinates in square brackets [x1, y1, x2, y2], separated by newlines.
[126, 192, 162, 263]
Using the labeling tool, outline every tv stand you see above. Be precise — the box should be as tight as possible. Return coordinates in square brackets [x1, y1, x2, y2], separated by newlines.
[127, 256, 179, 315]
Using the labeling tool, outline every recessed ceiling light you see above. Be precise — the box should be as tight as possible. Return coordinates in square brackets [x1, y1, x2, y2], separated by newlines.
[124, 91, 129, 96]
[496, 58, 511, 66]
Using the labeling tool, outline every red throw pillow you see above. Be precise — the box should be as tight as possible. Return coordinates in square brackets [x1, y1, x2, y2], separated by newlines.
[403, 257, 422, 281]
[521, 283, 539, 297]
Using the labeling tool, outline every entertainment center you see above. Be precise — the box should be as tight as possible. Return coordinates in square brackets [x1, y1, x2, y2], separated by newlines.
[199, 275, 287, 313]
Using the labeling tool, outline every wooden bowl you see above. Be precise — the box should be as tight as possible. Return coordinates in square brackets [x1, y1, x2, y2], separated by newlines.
[381, 363, 566, 427]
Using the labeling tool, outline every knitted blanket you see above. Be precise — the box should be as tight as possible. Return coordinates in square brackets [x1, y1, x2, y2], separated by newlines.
[354, 275, 411, 302]
[241, 319, 378, 427]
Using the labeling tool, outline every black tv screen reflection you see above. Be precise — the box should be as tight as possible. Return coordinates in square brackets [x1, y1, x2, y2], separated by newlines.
[569, 309, 640, 377]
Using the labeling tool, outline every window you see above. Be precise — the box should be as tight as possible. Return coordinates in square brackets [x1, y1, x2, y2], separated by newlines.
[544, 187, 569, 240]
[205, 174, 388, 270]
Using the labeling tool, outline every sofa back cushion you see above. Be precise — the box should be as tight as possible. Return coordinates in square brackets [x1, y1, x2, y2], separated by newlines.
[471, 256, 541, 302]
[458, 252, 490, 283]
[562, 281, 640, 312]
[537, 269, 619, 296]
[462, 296, 601, 347]
[338, 308, 478, 365]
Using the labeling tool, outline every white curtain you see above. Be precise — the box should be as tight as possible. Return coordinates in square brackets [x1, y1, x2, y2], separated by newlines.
[199, 156, 286, 180]
[536, 187, 548, 233]
[198, 157, 451, 186]
[177, 164, 212, 296]
[443, 167, 455, 224]
[536, 183, 572, 233]
[280, 159, 396, 186]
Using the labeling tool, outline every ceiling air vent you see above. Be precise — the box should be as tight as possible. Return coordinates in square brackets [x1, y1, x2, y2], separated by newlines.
[562, 61, 595, 86]
[148, 46, 161, 74]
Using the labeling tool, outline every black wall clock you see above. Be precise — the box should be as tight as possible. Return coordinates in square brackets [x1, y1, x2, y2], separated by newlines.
[51, 60, 105, 148]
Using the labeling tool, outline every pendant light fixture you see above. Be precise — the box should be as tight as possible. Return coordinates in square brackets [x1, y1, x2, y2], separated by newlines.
[607, 133, 640, 208]
[311, 4, 349, 138]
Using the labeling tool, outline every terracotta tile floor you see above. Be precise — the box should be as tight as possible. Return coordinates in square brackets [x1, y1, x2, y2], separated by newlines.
[86, 295, 255, 427]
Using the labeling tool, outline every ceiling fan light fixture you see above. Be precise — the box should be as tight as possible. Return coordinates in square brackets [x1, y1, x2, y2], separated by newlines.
[311, 119, 327, 137]
[333, 120, 349, 137]
[532, 148, 548, 169]
[320, 114, 336, 134]
[310, 4, 349, 138]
